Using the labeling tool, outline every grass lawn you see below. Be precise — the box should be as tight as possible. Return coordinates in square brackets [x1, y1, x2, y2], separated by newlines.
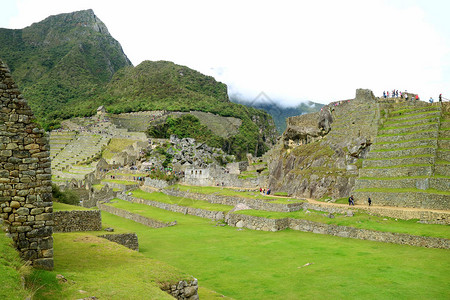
[53, 202, 93, 211]
[130, 190, 234, 212]
[101, 179, 139, 185]
[29, 232, 191, 300]
[100, 209, 450, 300]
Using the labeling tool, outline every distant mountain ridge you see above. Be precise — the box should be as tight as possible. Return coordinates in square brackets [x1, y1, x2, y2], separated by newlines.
[231, 93, 324, 133]
[0, 9, 277, 158]
[0, 9, 132, 127]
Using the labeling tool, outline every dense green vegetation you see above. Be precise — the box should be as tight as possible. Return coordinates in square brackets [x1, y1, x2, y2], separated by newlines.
[51, 184, 80, 205]
[148, 114, 224, 149]
[0, 10, 132, 130]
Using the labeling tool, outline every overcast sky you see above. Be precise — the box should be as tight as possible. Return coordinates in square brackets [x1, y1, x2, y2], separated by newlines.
[1, 0, 449, 106]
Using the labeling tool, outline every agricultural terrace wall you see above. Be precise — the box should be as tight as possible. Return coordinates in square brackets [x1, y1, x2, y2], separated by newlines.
[117, 193, 226, 220]
[166, 189, 448, 224]
[0, 60, 53, 270]
[163, 189, 303, 212]
[53, 210, 101, 232]
[98, 202, 175, 228]
[99, 233, 139, 251]
[226, 213, 449, 249]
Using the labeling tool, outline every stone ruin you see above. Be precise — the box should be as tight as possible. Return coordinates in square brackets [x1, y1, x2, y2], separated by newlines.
[0, 59, 53, 270]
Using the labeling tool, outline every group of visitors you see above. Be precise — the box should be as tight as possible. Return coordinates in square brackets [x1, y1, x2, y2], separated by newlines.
[348, 195, 372, 206]
[260, 187, 271, 195]
[383, 90, 401, 98]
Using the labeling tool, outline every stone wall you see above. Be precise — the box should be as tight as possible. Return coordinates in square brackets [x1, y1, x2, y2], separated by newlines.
[160, 278, 199, 300]
[163, 189, 303, 212]
[144, 177, 170, 189]
[0, 60, 53, 270]
[84, 184, 115, 208]
[98, 202, 175, 228]
[53, 210, 102, 232]
[355, 205, 450, 225]
[118, 193, 226, 220]
[226, 213, 449, 249]
[99, 233, 139, 251]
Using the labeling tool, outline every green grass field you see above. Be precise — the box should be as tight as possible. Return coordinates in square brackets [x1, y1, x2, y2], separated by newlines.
[130, 190, 234, 212]
[28, 232, 189, 300]
[99, 207, 450, 299]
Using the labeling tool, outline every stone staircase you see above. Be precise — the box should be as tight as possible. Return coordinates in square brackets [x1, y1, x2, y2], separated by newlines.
[353, 102, 449, 209]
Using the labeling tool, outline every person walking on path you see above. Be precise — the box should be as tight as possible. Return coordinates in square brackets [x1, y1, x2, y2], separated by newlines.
[368, 197, 372, 206]
[348, 195, 355, 206]
[439, 94, 442, 103]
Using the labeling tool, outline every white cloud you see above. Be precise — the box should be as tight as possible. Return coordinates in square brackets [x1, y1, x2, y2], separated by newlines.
[5, 0, 450, 104]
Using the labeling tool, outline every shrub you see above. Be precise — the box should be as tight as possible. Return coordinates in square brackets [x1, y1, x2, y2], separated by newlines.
[51, 184, 80, 206]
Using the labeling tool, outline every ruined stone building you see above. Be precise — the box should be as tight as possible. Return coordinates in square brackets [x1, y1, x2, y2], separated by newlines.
[0, 59, 53, 270]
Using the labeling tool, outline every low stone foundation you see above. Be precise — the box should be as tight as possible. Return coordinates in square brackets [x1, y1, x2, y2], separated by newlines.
[160, 278, 199, 300]
[226, 213, 450, 249]
[99, 233, 139, 251]
[53, 210, 102, 232]
[98, 202, 175, 228]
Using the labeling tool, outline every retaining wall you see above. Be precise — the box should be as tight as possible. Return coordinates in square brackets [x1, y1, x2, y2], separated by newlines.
[98, 202, 174, 228]
[226, 213, 450, 249]
[163, 189, 302, 212]
[53, 210, 102, 232]
[99, 233, 139, 251]
[118, 193, 225, 220]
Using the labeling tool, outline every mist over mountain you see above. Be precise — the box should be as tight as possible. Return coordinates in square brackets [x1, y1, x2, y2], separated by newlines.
[230, 92, 324, 133]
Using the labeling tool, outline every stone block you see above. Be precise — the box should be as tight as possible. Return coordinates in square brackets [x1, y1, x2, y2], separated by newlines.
[32, 258, 53, 271]
[35, 213, 52, 221]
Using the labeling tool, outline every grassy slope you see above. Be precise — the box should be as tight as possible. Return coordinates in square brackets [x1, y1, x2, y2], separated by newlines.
[0, 233, 30, 300]
[29, 232, 186, 300]
[100, 209, 450, 300]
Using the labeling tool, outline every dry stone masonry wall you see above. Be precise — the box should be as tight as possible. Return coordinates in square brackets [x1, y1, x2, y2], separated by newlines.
[99, 233, 139, 251]
[0, 60, 53, 270]
[226, 213, 450, 249]
[98, 202, 176, 228]
[53, 210, 102, 232]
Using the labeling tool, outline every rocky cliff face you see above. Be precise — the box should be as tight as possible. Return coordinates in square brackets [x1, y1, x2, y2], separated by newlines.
[267, 89, 379, 200]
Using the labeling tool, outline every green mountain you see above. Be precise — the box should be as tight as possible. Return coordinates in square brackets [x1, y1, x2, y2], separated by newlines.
[0, 9, 277, 159]
[0, 9, 132, 127]
[102, 60, 277, 158]
[231, 94, 324, 134]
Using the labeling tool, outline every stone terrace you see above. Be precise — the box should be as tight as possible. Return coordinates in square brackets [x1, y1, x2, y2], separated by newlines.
[354, 101, 449, 209]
